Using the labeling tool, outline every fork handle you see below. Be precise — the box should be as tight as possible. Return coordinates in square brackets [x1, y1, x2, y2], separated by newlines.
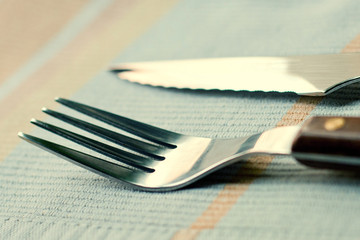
[291, 116, 360, 171]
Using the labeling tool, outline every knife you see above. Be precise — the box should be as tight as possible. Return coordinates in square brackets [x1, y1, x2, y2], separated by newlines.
[111, 53, 360, 96]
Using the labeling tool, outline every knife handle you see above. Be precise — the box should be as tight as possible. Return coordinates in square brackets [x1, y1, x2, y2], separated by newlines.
[292, 116, 360, 171]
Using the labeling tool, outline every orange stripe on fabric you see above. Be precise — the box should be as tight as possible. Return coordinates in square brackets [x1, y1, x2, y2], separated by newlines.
[171, 37, 360, 240]
[0, 0, 179, 162]
[0, 0, 89, 85]
[341, 33, 360, 53]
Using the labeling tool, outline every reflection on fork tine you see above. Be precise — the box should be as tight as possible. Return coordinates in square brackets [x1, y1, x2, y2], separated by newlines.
[41, 108, 165, 159]
[18, 132, 137, 179]
[30, 119, 155, 172]
[55, 98, 178, 147]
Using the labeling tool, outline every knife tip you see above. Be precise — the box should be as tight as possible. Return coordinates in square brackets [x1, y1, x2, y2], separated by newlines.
[110, 68, 132, 73]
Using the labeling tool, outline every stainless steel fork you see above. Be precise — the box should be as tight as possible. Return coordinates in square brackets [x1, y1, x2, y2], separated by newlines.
[19, 98, 360, 191]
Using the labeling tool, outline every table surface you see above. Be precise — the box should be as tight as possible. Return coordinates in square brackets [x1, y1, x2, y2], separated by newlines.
[1, 1, 360, 239]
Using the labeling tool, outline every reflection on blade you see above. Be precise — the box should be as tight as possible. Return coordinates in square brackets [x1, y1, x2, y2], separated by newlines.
[111, 53, 360, 96]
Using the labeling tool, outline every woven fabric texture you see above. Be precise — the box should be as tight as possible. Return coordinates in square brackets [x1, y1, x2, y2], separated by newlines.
[1, 0, 360, 239]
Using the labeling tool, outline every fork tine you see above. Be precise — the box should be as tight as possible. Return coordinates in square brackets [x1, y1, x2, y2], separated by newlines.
[18, 132, 138, 183]
[55, 98, 178, 147]
[18, 132, 136, 175]
[31, 119, 155, 172]
[42, 108, 165, 160]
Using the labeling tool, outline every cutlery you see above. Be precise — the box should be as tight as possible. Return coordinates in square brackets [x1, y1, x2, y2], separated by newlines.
[19, 98, 360, 191]
[111, 53, 360, 96]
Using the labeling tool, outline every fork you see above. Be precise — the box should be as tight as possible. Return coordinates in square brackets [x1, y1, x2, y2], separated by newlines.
[19, 98, 360, 191]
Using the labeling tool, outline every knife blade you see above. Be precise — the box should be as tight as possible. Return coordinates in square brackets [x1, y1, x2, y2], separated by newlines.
[111, 53, 360, 96]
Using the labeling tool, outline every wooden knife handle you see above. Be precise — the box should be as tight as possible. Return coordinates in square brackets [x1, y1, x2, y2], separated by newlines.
[292, 116, 360, 171]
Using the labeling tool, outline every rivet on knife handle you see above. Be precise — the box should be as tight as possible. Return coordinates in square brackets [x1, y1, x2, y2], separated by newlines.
[292, 116, 360, 171]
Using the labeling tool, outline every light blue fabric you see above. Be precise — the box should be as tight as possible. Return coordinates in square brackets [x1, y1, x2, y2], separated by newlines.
[2, 0, 360, 239]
